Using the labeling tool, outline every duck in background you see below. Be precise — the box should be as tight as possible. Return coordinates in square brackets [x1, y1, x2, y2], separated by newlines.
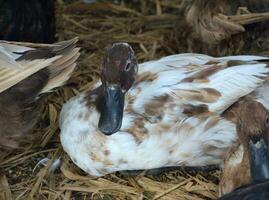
[219, 98, 269, 199]
[220, 181, 269, 200]
[60, 42, 269, 177]
[175, 0, 269, 56]
[0, 0, 55, 43]
[0, 38, 79, 160]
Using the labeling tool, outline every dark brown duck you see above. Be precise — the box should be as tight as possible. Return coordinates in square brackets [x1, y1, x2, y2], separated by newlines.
[0, 38, 79, 160]
[0, 0, 55, 43]
[219, 97, 269, 199]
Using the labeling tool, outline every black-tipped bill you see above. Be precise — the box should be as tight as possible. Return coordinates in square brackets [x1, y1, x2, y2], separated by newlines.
[248, 138, 269, 182]
[98, 85, 125, 135]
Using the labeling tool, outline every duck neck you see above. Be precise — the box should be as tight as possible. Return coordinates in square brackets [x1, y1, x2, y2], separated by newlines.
[248, 137, 269, 182]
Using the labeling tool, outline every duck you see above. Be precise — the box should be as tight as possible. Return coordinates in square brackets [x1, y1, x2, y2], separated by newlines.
[0, 0, 55, 43]
[219, 181, 269, 200]
[175, 0, 269, 56]
[60, 42, 269, 177]
[0, 37, 79, 159]
[219, 98, 269, 199]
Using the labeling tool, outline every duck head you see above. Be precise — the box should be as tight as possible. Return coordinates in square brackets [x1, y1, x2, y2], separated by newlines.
[237, 99, 269, 182]
[98, 42, 138, 135]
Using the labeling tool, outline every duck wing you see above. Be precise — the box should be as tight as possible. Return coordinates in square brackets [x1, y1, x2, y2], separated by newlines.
[130, 54, 269, 118]
[175, 57, 269, 115]
[0, 38, 79, 152]
[0, 37, 80, 94]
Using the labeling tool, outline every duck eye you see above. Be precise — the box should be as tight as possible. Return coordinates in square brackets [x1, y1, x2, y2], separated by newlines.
[124, 61, 131, 72]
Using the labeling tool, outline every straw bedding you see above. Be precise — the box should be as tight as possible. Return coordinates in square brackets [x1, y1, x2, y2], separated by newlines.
[0, 1, 268, 199]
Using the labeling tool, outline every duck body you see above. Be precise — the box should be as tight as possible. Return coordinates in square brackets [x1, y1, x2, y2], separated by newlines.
[60, 43, 269, 177]
[60, 94, 235, 176]
[0, 38, 79, 158]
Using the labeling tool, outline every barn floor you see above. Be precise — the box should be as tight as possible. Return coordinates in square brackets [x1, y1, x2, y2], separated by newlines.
[1, 1, 268, 199]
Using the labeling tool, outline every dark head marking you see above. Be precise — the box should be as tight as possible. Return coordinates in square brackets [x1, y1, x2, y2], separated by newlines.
[101, 42, 138, 92]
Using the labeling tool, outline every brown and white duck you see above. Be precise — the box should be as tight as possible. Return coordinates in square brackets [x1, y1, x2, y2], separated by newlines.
[60, 42, 269, 177]
[219, 97, 269, 199]
[0, 38, 79, 159]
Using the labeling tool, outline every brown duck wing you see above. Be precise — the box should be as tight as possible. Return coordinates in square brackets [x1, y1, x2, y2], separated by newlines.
[0, 38, 79, 154]
[0, 37, 79, 94]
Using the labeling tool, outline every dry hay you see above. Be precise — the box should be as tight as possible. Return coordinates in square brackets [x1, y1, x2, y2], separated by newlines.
[2, 0, 267, 199]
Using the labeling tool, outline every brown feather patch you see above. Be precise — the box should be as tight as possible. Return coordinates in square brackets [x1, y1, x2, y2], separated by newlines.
[178, 88, 221, 103]
[144, 95, 170, 116]
[126, 117, 148, 144]
[183, 104, 209, 116]
[219, 144, 250, 196]
[181, 65, 222, 83]
[0, 69, 48, 154]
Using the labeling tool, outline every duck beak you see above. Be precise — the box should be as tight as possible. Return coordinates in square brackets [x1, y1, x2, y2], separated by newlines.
[248, 136, 269, 181]
[98, 85, 125, 135]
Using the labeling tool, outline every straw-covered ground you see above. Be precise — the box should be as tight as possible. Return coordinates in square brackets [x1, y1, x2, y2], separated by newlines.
[0, 1, 268, 199]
